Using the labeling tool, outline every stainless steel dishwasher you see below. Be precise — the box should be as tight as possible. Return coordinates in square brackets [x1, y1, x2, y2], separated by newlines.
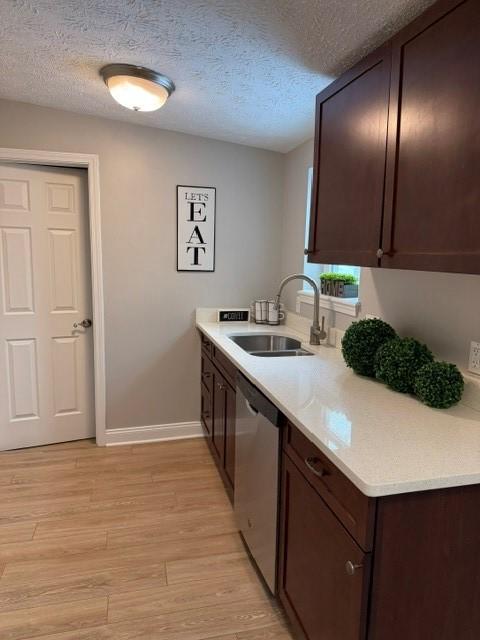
[234, 372, 282, 594]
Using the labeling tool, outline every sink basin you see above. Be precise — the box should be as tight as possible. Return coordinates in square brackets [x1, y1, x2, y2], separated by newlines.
[229, 334, 313, 357]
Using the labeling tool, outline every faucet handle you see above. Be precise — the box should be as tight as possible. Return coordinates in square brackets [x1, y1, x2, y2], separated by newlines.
[319, 315, 327, 342]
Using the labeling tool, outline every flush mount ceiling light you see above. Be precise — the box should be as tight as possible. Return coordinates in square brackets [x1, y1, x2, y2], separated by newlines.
[100, 64, 175, 112]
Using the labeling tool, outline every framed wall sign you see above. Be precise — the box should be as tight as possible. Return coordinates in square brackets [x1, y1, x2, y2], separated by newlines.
[177, 185, 216, 272]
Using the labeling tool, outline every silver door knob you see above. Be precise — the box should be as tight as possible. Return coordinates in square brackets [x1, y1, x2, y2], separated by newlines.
[345, 561, 363, 576]
[73, 319, 92, 329]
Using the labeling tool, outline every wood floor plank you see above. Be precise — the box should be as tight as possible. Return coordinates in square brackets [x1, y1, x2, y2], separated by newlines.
[174, 486, 232, 511]
[11, 467, 153, 487]
[236, 624, 293, 639]
[0, 530, 107, 564]
[0, 523, 36, 546]
[33, 496, 234, 539]
[3, 533, 243, 581]
[0, 493, 92, 525]
[0, 484, 93, 502]
[131, 438, 207, 455]
[0, 459, 77, 473]
[0, 564, 167, 613]
[0, 494, 173, 528]
[0, 473, 14, 485]
[90, 474, 221, 503]
[166, 551, 257, 585]
[107, 509, 238, 548]
[27, 599, 283, 640]
[108, 574, 270, 623]
[0, 596, 107, 640]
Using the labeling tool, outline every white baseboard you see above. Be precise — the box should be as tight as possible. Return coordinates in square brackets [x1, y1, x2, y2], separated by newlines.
[104, 421, 203, 446]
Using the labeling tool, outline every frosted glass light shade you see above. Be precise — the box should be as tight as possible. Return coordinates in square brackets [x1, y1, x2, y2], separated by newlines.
[100, 65, 175, 112]
[106, 75, 168, 112]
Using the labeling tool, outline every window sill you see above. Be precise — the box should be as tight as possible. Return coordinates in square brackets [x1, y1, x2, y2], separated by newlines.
[296, 290, 360, 318]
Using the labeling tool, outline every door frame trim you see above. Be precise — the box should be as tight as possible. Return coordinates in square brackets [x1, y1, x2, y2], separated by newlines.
[0, 148, 106, 445]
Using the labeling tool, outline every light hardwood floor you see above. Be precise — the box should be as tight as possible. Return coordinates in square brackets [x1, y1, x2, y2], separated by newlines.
[0, 437, 294, 640]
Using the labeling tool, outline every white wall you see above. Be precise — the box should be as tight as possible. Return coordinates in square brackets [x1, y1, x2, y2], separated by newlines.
[281, 138, 480, 369]
[280, 139, 315, 309]
[0, 99, 283, 430]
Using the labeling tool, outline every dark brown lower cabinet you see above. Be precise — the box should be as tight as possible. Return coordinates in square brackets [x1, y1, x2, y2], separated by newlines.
[279, 454, 371, 640]
[200, 335, 236, 503]
[280, 422, 480, 640]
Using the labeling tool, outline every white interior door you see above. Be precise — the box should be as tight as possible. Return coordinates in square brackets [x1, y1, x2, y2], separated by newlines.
[0, 163, 94, 450]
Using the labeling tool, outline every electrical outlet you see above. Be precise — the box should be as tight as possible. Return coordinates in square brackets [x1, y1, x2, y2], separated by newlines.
[468, 341, 480, 375]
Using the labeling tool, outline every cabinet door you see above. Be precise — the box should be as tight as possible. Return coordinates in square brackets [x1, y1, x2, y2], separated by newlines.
[382, 0, 480, 274]
[212, 369, 226, 464]
[307, 44, 391, 267]
[200, 381, 212, 436]
[224, 382, 236, 489]
[279, 455, 370, 640]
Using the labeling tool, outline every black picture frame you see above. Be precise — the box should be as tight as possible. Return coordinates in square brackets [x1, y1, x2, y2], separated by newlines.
[176, 185, 216, 272]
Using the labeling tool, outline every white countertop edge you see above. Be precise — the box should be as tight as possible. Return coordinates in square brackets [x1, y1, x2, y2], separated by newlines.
[196, 315, 480, 498]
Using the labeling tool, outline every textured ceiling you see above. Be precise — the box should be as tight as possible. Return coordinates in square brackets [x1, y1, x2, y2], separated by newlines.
[0, 0, 435, 152]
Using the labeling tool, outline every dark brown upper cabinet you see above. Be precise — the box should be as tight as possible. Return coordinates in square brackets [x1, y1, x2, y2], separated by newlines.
[308, 0, 480, 276]
[307, 44, 391, 268]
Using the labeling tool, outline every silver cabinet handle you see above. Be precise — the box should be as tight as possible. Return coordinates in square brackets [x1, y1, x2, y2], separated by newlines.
[73, 319, 92, 329]
[345, 561, 363, 576]
[304, 456, 327, 478]
[216, 381, 226, 391]
[376, 248, 384, 258]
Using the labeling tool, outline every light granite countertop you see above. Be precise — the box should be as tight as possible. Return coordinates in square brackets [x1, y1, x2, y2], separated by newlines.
[196, 310, 480, 497]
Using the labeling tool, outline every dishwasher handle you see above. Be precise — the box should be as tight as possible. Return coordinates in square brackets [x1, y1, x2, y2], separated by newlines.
[245, 400, 259, 417]
[236, 372, 282, 427]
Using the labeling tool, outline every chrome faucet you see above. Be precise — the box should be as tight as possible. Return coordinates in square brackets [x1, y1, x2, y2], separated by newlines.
[274, 274, 327, 345]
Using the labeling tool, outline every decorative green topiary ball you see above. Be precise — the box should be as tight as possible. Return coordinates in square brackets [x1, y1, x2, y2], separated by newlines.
[374, 337, 434, 393]
[342, 319, 397, 377]
[413, 361, 464, 409]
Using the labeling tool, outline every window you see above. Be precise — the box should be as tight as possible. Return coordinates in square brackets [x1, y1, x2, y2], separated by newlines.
[303, 167, 361, 290]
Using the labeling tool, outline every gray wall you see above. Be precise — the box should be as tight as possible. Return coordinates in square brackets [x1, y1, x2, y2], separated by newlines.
[0, 99, 283, 429]
[281, 138, 480, 369]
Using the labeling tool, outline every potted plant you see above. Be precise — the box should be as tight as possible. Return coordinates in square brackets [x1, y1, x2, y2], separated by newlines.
[320, 272, 358, 298]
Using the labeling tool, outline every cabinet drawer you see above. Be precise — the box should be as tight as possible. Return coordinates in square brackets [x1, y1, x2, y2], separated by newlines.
[284, 422, 375, 551]
[212, 345, 236, 388]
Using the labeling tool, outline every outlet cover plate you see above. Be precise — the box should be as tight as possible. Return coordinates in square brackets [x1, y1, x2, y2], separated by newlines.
[468, 341, 480, 375]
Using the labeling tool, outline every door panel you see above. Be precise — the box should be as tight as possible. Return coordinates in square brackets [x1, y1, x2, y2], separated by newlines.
[0, 177, 30, 212]
[0, 163, 94, 450]
[52, 336, 81, 416]
[307, 45, 391, 267]
[6, 338, 39, 421]
[382, 0, 480, 273]
[279, 455, 370, 640]
[48, 229, 78, 312]
[1, 226, 35, 313]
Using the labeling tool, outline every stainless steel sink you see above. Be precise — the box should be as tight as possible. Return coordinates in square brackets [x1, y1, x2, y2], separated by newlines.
[229, 334, 313, 357]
